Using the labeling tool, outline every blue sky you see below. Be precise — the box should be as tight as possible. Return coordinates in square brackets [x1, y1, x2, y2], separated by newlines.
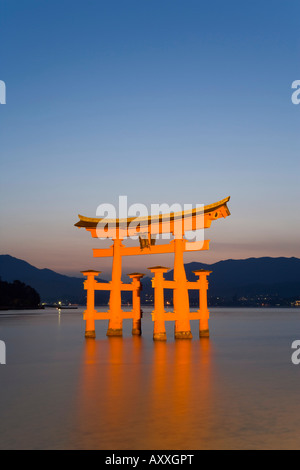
[0, 0, 299, 276]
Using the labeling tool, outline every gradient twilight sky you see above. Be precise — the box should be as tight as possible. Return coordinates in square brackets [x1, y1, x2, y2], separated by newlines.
[0, 0, 299, 278]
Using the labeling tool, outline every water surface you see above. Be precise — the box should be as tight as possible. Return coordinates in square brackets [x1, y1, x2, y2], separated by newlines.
[0, 307, 299, 450]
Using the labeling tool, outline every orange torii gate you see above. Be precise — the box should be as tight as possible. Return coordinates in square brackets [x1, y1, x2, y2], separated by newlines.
[75, 196, 231, 340]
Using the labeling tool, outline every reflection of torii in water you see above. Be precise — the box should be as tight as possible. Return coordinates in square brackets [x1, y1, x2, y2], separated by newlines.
[75, 196, 231, 341]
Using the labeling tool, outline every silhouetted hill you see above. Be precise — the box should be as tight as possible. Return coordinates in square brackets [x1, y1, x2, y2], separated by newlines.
[0, 279, 40, 310]
[0, 255, 109, 304]
[1, 255, 299, 306]
[139, 257, 300, 305]
[167, 257, 300, 297]
[144, 257, 300, 306]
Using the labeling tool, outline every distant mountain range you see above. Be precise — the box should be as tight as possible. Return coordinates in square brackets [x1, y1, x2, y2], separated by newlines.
[0, 255, 108, 304]
[0, 254, 299, 306]
[170, 257, 300, 297]
[168, 258, 300, 306]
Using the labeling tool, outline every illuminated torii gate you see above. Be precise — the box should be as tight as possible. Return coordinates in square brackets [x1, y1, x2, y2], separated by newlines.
[75, 197, 230, 340]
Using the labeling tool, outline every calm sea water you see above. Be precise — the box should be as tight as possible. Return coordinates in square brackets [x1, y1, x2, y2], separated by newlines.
[0, 307, 299, 450]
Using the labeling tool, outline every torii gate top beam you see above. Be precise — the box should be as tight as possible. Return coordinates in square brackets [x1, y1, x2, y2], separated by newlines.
[75, 196, 231, 239]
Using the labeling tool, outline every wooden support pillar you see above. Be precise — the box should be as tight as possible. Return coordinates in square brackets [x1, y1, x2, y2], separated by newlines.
[173, 238, 193, 339]
[107, 238, 124, 337]
[81, 270, 101, 339]
[193, 270, 212, 338]
[127, 273, 144, 336]
[149, 267, 168, 341]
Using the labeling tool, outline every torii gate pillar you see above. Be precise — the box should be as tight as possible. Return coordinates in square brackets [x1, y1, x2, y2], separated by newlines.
[194, 270, 212, 338]
[81, 270, 101, 339]
[128, 273, 144, 336]
[173, 238, 193, 339]
[107, 238, 123, 337]
[149, 266, 168, 341]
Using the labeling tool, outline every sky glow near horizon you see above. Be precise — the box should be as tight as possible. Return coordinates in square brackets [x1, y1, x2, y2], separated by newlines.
[0, 0, 299, 277]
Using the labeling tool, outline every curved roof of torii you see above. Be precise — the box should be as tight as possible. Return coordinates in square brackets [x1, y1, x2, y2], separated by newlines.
[75, 196, 231, 231]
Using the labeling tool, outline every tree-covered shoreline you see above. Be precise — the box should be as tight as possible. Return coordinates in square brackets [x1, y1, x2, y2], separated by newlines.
[0, 279, 40, 310]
